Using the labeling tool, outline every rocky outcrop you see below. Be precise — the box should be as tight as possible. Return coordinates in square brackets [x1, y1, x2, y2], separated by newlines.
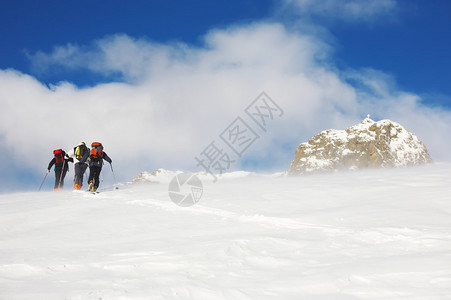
[132, 169, 181, 184]
[289, 118, 432, 175]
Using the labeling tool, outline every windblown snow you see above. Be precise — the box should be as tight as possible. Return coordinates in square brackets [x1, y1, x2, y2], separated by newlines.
[1, 163, 451, 299]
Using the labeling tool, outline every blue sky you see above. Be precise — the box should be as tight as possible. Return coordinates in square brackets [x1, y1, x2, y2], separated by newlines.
[0, 0, 450, 192]
[0, 0, 273, 85]
[1, 0, 450, 104]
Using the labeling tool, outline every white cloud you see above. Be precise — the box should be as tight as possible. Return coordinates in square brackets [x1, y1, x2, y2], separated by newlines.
[281, 0, 398, 22]
[27, 35, 180, 82]
[1, 21, 450, 190]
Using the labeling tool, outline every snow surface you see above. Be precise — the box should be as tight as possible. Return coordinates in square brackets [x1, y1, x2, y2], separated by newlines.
[1, 163, 451, 299]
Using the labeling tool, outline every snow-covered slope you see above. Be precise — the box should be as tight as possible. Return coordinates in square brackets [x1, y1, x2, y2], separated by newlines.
[290, 118, 432, 174]
[1, 163, 451, 299]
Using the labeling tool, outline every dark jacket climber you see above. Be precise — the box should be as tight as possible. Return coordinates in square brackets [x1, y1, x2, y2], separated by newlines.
[48, 149, 73, 191]
[80, 142, 112, 192]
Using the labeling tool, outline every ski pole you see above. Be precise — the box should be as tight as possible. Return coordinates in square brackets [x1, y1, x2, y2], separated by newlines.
[38, 171, 49, 191]
[110, 163, 119, 189]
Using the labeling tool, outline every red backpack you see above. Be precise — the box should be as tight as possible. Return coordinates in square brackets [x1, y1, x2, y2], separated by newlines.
[53, 149, 64, 164]
[90, 142, 104, 161]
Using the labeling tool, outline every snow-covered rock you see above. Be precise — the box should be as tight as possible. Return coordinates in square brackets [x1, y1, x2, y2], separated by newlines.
[289, 118, 432, 175]
[132, 169, 182, 184]
[131, 168, 258, 184]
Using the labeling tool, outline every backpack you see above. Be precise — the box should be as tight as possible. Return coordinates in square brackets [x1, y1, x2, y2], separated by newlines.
[53, 149, 65, 164]
[90, 142, 104, 162]
[75, 144, 88, 161]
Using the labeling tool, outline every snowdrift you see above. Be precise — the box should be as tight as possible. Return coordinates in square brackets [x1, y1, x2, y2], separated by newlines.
[1, 163, 451, 299]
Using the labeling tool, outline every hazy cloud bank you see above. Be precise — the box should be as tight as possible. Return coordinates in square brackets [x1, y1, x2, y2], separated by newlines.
[1, 20, 450, 190]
